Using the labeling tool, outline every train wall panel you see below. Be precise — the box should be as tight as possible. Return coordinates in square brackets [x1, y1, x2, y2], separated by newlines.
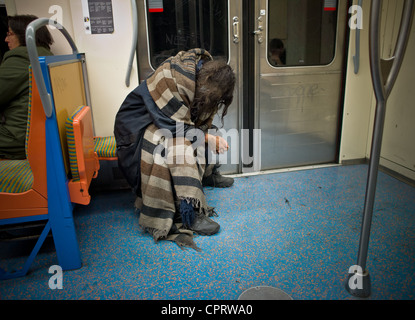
[341, 0, 414, 181]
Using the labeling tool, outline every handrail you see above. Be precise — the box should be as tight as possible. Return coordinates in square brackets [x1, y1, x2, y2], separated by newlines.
[346, 0, 414, 298]
[353, 0, 363, 74]
[125, 0, 139, 87]
[26, 18, 79, 118]
[383, 0, 414, 97]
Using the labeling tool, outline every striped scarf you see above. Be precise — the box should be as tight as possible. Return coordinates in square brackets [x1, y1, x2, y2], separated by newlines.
[135, 49, 215, 250]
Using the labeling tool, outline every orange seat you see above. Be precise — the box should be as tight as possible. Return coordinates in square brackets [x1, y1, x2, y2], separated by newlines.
[0, 65, 98, 279]
[0, 19, 101, 280]
[0, 70, 48, 220]
[66, 106, 100, 205]
[0, 69, 83, 280]
[93, 135, 117, 161]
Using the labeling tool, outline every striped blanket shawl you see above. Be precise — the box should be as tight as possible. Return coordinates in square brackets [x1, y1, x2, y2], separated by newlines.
[135, 49, 215, 250]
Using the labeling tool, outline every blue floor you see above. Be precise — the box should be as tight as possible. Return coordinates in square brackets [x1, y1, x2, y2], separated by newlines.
[1, 164, 414, 300]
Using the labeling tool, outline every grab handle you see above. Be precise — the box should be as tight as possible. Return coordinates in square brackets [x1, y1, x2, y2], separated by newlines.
[125, 0, 139, 87]
[370, 0, 414, 101]
[233, 17, 240, 44]
[26, 18, 79, 118]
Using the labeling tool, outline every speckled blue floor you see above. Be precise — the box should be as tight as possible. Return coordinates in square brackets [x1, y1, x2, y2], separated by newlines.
[1, 164, 414, 300]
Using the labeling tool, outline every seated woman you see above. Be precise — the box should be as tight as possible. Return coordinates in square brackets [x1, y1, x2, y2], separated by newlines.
[0, 15, 53, 160]
[114, 49, 235, 250]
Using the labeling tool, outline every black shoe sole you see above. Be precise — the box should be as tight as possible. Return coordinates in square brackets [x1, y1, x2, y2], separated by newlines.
[193, 224, 220, 236]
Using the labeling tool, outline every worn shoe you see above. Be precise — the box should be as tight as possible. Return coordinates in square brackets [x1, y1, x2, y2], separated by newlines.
[202, 170, 234, 188]
[189, 213, 220, 236]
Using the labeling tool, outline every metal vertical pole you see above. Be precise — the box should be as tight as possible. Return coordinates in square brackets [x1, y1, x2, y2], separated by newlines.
[357, 0, 385, 274]
[125, 0, 138, 87]
[346, 0, 414, 298]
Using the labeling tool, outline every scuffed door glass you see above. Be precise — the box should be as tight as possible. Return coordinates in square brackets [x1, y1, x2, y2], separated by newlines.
[146, 0, 229, 68]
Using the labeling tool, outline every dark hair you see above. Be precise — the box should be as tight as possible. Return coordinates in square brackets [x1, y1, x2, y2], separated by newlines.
[270, 38, 284, 50]
[8, 15, 54, 49]
[191, 60, 236, 128]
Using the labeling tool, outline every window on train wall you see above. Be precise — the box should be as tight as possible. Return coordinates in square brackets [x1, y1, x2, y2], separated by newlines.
[146, 0, 228, 69]
[268, 0, 338, 67]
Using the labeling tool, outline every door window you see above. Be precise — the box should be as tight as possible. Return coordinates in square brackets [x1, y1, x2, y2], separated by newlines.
[268, 0, 338, 67]
[146, 0, 229, 69]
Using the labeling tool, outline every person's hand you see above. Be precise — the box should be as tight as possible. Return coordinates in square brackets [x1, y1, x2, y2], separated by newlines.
[206, 134, 229, 154]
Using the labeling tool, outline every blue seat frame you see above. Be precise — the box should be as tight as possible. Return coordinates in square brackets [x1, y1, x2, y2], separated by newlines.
[0, 20, 87, 279]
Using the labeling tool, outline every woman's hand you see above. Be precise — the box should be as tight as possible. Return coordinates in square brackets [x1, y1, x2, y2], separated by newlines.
[206, 134, 229, 154]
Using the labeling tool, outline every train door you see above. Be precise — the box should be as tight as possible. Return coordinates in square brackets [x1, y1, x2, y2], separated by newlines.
[135, 0, 348, 174]
[255, 0, 349, 170]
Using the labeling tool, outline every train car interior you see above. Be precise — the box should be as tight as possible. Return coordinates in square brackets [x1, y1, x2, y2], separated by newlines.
[0, 0, 414, 302]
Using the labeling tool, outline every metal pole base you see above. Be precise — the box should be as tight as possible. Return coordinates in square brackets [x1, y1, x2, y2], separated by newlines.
[238, 286, 293, 300]
[345, 270, 371, 298]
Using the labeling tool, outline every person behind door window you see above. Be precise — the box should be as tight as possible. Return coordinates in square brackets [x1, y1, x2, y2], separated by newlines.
[269, 38, 286, 67]
[0, 15, 53, 160]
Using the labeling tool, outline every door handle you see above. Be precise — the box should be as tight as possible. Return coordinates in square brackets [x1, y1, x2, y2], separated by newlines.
[253, 26, 263, 35]
[233, 17, 240, 44]
[253, 14, 264, 43]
